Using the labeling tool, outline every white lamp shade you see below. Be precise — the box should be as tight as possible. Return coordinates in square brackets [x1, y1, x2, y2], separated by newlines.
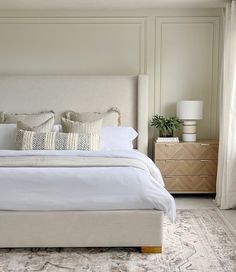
[177, 100, 203, 120]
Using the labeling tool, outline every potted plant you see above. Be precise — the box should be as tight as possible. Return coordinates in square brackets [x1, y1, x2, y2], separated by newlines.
[151, 115, 182, 138]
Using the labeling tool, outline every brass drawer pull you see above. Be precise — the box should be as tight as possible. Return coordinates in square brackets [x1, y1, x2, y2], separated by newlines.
[200, 160, 209, 162]
[200, 143, 210, 146]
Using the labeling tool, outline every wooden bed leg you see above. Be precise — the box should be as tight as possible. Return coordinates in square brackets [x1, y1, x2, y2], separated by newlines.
[141, 246, 162, 254]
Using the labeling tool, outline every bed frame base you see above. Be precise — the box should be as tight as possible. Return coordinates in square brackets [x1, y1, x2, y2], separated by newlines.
[0, 210, 163, 251]
[141, 246, 162, 253]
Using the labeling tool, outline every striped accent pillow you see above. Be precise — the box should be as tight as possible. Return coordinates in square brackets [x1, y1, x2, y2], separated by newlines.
[16, 130, 100, 151]
[61, 118, 103, 134]
[17, 117, 54, 133]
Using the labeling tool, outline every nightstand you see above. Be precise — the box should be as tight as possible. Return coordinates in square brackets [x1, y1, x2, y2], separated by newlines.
[153, 140, 218, 193]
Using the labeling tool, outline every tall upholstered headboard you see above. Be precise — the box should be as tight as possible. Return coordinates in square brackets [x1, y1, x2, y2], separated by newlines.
[0, 75, 148, 154]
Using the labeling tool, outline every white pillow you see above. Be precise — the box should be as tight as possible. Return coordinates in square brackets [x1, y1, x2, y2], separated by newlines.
[52, 124, 61, 132]
[0, 124, 16, 149]
[101, 126, 138, 151]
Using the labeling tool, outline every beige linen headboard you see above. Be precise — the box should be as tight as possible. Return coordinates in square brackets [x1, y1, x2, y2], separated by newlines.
[0, 75, 148, 154]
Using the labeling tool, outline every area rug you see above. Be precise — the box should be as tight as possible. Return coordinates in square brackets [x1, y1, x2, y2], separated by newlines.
[0, 209, 236, 272]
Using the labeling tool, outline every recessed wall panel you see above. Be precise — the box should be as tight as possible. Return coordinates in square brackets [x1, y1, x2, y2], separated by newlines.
[0, 20, 142, 75]
[156, 17, 219, 139]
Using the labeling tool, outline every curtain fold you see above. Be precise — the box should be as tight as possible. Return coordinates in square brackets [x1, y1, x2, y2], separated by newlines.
[216, 0, 236, 209]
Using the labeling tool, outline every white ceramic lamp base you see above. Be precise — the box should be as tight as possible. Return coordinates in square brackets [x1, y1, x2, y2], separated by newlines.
[182, 133, 197, 142]
[182, 121, 197, 142]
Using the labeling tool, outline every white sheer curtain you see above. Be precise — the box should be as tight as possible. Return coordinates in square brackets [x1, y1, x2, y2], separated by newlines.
[216, 0, 236, 209]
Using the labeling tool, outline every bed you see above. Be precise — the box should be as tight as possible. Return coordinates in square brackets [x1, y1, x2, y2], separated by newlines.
[0, 75, 175, 253]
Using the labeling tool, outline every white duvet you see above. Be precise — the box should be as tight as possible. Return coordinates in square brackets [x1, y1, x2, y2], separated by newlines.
[0, 149, 176, 222]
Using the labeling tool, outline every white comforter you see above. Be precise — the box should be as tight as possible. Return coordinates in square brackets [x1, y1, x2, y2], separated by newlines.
[0, 149, 176, 222]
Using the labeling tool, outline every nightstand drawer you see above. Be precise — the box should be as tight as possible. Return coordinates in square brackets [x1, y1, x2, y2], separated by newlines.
[164, 175, 216, 192]
[154, 142, 218, 160]
[156, 160, 217, 176]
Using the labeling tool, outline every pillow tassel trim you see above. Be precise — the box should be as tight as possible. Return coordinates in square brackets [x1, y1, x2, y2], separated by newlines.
[107, 107, 121, 126]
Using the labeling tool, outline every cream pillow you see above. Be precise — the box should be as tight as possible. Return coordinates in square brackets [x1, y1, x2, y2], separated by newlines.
[61, 117, 103, 134]
[16, 130, 100, 151]
[0, 111, 55, 126]
[17, 117, 54, 133]
[64, 107, 120, 126]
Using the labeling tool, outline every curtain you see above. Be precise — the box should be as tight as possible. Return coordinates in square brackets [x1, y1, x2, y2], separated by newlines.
[216, 0, 236, 209]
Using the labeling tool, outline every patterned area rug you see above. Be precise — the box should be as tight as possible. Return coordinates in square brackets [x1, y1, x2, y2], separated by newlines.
[0, 209, 236, 272]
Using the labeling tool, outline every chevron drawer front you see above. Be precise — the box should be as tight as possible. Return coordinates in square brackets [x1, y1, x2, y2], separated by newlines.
[153, 140, 218, 193]
[154, 141, 218, 160]
[164, 176, 216, 192]
[155, 160, 217, 176]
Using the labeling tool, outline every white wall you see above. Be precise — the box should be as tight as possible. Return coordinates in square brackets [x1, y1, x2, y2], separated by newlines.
[0, 9, 222, 150]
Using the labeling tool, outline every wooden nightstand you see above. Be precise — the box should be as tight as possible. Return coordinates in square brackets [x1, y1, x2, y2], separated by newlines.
[153, 140, 218, 193]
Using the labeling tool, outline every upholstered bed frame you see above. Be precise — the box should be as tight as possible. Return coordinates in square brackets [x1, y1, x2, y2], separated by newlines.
[0, 75, 163, 253]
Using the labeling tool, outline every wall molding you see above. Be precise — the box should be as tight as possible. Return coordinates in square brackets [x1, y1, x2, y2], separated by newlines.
[0, 17, 147, 75]
[155, 16, 220, 139]
[0, 14, 221, 143]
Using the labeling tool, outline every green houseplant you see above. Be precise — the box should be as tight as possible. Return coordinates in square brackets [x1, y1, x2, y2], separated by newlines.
[151, 115, 182, 137]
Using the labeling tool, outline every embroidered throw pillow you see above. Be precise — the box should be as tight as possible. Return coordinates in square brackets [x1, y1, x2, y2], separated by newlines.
[64, 107, 121, 126]
[16, 130, 100, 151]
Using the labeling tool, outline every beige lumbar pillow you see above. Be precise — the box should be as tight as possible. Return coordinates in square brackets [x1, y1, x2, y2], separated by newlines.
[64, 107, 121, 126]
[16, 130, 100, 151]
[61, 117, 103, 134]
[17, 117, 55, 133]
[0, 111, 55, 127]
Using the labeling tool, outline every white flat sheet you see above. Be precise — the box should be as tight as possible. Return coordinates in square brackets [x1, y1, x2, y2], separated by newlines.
[0, 149, 176, 222]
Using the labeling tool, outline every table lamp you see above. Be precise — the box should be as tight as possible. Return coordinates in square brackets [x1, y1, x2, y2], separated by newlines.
[177, 100, 203, 142]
